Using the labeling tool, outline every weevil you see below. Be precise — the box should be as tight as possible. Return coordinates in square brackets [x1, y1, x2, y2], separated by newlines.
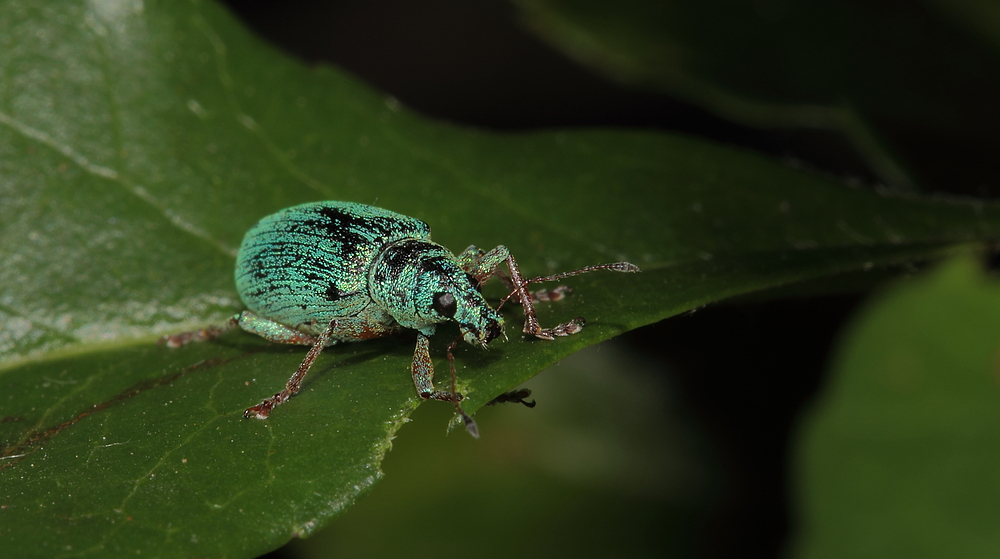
[161, 201, 638, 437]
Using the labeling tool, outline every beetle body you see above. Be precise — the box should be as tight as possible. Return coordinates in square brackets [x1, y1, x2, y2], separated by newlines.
[162, 201, 639, 436]
[235, 202, 501, 347]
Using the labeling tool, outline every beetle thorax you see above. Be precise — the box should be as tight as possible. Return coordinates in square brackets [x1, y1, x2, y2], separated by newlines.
[368, 238, 502, 343]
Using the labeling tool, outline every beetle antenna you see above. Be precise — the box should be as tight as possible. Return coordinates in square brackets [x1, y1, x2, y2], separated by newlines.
[525, 261, 640, 284]
[497, 261, 640, 309]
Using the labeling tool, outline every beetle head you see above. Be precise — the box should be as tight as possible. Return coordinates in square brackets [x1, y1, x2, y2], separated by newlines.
[416, 266, 504, 348]
[457, 302, 503, 348]
[371, 239, 505, 345]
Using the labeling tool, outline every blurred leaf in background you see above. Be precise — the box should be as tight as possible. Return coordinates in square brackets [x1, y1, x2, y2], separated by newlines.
[515, 0, 1000, 195]
[792, 256, 1000, 558]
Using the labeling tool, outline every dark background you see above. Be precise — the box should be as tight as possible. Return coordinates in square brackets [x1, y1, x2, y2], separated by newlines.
[218, 1, 869, 556]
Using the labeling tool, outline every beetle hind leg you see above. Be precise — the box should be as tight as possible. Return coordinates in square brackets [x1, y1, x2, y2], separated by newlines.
[235, 310, 324, 345]
[158, 316, 239, 348]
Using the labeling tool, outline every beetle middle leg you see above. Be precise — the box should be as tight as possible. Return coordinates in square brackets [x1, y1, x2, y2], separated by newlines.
[233, 310, 328, 345]
[158, 316, 240, 348]
[159, 311, 321, 348]
[244, 317, 339, 419]
[242, 313, 403, 419]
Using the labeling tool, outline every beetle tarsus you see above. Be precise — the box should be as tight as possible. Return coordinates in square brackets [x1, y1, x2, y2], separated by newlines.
[531, 317, 586, 340]
[244, 401, 274, 419]
[530, 285, 572, 302]
[460, 410, 480, 439]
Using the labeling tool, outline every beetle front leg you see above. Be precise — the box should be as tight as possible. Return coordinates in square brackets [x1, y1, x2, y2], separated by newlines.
[458, 245, 515, 292]
[411, 332, 479, 437]
[461, 245, 580, 340]
[244, 318, 338, 419]
[462, 245, 639, 341]
[459, 245, 569, 303]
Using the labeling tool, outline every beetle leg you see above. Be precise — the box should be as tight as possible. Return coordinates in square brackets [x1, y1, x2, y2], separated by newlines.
[465, 245, 639, 341]
[235, 310, 323, 345]
[411, 332, 463, 402]
[503, 259, 640, 339]
[159, 310, 332, 348]
[244, 318, 339, 419]
[456, 245, 486, 273]
[460, 244, 575, 339]
[158, 315, 239, 348]
[458, 245, 515, 292]
[497, 249, 569, 340]
[459, 247, 571, 303]
[411, 332, 478, 437]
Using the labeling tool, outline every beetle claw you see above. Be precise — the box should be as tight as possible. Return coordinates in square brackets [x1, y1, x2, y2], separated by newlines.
[244, 404, 271, 419]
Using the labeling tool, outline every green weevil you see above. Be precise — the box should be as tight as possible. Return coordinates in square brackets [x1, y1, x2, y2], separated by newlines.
[161, 201, 638, 436]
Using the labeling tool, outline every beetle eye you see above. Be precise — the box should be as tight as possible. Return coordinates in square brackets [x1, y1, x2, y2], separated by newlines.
[432, 292, 457, 318]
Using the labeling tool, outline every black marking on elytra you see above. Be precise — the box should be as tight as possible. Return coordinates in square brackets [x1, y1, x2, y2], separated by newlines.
[243, 257, 266, 279]
[317, 206, 377, 234]
[272, 235, 365, 265]
[297, 206, 415, 247]
[294, 254, 338, 274]
[325, 284, 343, 301]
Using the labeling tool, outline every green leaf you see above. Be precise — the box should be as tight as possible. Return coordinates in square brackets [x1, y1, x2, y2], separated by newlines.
[2, 1, 1000, 558]
[514, 0, 1000, 191]
[791, 256, 1000, 557]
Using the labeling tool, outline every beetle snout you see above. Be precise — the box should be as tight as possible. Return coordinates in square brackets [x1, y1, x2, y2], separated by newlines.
[460, 315, 503, 347]
[484, 321, 502, 343]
